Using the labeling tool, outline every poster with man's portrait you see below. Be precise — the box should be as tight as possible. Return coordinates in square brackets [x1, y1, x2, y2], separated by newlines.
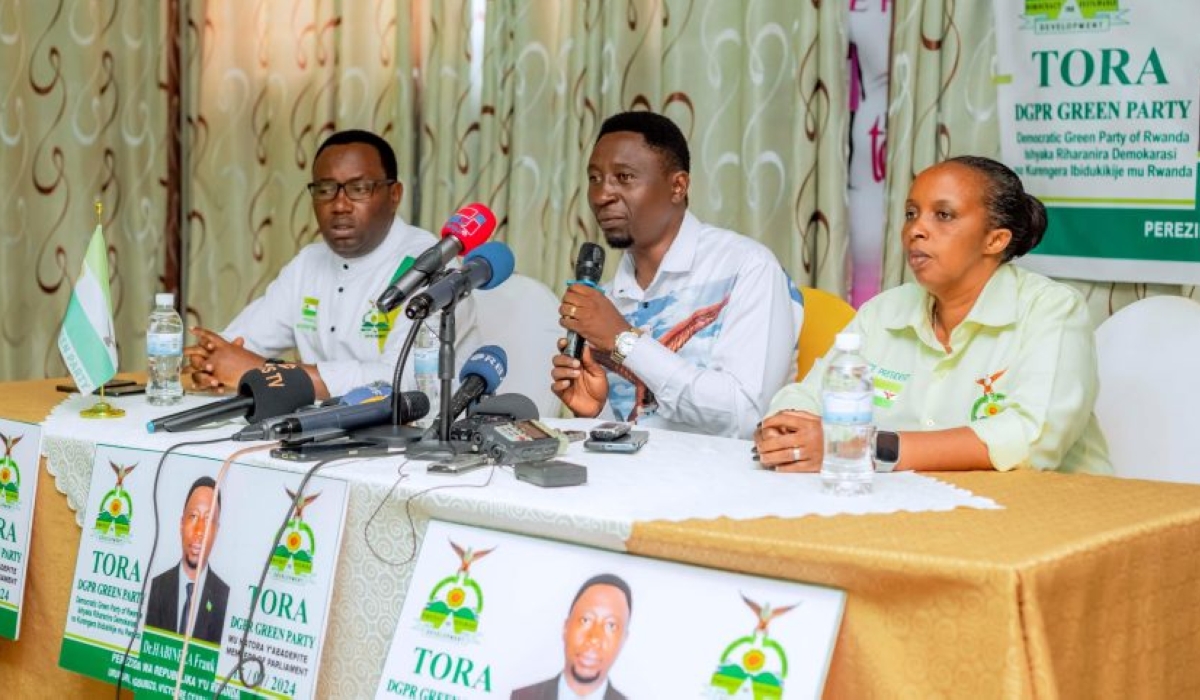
[376, 520, 845, 699]
[60, 444, 349, 699]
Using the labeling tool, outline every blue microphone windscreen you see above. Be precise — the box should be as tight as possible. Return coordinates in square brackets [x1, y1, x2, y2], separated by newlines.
[466, 241, 515, 290]
[459, 345, 508, 393]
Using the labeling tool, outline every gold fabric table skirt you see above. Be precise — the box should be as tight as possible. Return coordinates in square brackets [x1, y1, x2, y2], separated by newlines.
[0, 378, 126, 698]
[629, 470, 1200, 699]
[4, 377, 1199, 698]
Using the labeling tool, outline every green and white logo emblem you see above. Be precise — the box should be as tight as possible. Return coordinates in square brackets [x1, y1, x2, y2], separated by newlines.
[1020, 0, 1128, 34]
[297, 296, 319, 332]
[420, 541, 494, 635]
[0, 432, 23, 506]
[94, 461, 136, 539]
[709, 595, 798, 699]
[970, 370, 1010, 421]
[272, 488, 319, 577]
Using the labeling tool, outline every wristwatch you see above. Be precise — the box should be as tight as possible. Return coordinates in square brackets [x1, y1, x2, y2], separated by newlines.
[611, 327, 643, 366]
[874, 430, 900, 472]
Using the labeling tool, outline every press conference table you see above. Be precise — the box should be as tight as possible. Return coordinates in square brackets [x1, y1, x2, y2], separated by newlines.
[3, 377, 1200, 699]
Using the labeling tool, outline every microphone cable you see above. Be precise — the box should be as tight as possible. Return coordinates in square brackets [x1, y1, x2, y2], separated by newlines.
[362, 461, 499, 569]
[386, 317, 426, 425]
[114, 435, 235, 700]
[212, 452, 360, 700]
[176, 442, 279, 700]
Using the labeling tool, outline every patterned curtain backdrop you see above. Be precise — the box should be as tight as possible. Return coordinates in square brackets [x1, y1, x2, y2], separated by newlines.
[0, 1, 169, 383]
[883, 0, 1197, 324]
[419, 0, 850, 292]
[182, 0, 417, 334]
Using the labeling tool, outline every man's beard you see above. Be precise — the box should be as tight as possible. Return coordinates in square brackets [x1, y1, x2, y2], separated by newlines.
[569, 665, 602, 686]
[602, 230, 633, 249]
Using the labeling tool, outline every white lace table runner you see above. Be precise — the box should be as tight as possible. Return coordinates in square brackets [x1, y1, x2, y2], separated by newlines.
[40, 394, 1000, 698]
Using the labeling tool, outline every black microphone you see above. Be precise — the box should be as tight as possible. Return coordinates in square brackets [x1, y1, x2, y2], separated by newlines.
[271, 390, 429, 439]
[376, 203, 497, 312]
[563, 242, 606, 359]
[146, 365, 316, 433]
[405, 242, 515, 320]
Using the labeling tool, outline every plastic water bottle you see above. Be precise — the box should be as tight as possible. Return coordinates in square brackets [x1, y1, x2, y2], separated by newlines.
[821, 332, 874, 496]
[146, 292, 184, 406]
[413, 319, 439, 428]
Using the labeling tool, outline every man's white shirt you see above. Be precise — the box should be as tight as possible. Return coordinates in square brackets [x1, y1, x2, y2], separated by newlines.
[556, 674, 610, 700]
[605, 211, 803, 439]
[222, 217, 480, 397]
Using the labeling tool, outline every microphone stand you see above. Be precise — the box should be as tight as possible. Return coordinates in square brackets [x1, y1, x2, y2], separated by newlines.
[406, 293, 470, 460]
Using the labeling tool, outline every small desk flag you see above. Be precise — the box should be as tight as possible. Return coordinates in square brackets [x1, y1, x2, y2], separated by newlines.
[57, 223, 118, 395]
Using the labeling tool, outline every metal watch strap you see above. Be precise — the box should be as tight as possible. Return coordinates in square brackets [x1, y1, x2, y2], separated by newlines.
[611, 328, 643, 366]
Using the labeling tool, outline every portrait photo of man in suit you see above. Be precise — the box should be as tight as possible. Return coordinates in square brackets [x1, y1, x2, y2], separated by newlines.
[511, 573, 633, 700]
[144, 475, 230, 645]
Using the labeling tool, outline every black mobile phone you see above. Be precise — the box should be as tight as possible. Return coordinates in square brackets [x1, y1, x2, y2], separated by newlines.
[270, 440, 392, 462]
[584, 430, 649, 454]
[588, 421, 632, 441]
[103, 383, 147, 396]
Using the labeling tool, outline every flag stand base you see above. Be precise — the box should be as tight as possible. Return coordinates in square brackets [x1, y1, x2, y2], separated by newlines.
[81, 400, 126, 419]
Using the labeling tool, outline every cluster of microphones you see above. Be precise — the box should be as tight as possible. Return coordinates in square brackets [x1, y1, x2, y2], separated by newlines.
[144, 202, 591, 470]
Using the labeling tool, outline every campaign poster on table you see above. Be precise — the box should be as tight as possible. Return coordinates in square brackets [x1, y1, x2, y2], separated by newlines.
[58, 443, 348, 699]
[375, 520, 845, 699]
[993, 0, 1200, 284]
[0, 418, 42, 640]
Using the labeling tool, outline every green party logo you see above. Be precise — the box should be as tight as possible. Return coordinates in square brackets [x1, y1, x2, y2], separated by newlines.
[94, 461, 137, 539]
[1020, 0, 1127, 34]
[297, 296, 319, 331]
[271, 488, 319, 577]
[0, 432, 23, 506]
[709, 595, 798, 699]
[360, 302, 394, 351]
[872, 367, 910, 410]
[419, 541, 495, 635]
[970, 369, 1010, 422]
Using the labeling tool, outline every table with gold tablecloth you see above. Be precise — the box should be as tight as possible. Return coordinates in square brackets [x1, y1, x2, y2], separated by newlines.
[631, 471, 1200, 699]
[3, 377, 1199, 699]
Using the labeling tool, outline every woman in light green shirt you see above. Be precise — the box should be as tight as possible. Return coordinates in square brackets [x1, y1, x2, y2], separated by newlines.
[756, 156, 1111, 474]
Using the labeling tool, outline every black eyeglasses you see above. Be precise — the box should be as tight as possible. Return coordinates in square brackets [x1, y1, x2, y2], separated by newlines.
[306, 179, 395, 202]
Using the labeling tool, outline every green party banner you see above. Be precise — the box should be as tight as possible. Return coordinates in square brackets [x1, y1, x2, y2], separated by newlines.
[994, 0, 1200, 283]
[375, 520, 844, 699]
[59, 444, 348, 698]
[0, 419, 42, 640]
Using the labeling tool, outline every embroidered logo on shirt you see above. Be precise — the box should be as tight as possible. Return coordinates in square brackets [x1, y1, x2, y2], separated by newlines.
[360, 303, 394, 350]
[297, 296, 319, 332]
[970, 369, 1009, 421]
[872, 367, 910, 409]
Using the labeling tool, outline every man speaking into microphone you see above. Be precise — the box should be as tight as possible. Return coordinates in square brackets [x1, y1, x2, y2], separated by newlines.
[185, 130, 481, 400]
[552, 112, 803, 439]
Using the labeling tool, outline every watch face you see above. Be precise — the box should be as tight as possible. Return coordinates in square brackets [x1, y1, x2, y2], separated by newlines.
[876, 430, 900, 463]
[616, 332, 637, 355]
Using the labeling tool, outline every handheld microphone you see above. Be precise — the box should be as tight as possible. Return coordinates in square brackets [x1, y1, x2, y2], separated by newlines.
[234, 382, 391, 441]
[426, 345, 508, 435]
[376, 203, 497, 312]
[147, 365, 316, 433]
[405, 242, 515, 320]
[563, 242, 606, 359]
[271, 389, 429, 440]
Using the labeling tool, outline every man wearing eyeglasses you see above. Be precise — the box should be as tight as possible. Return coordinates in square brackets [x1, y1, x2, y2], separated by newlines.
[185, 129, 478, 400]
